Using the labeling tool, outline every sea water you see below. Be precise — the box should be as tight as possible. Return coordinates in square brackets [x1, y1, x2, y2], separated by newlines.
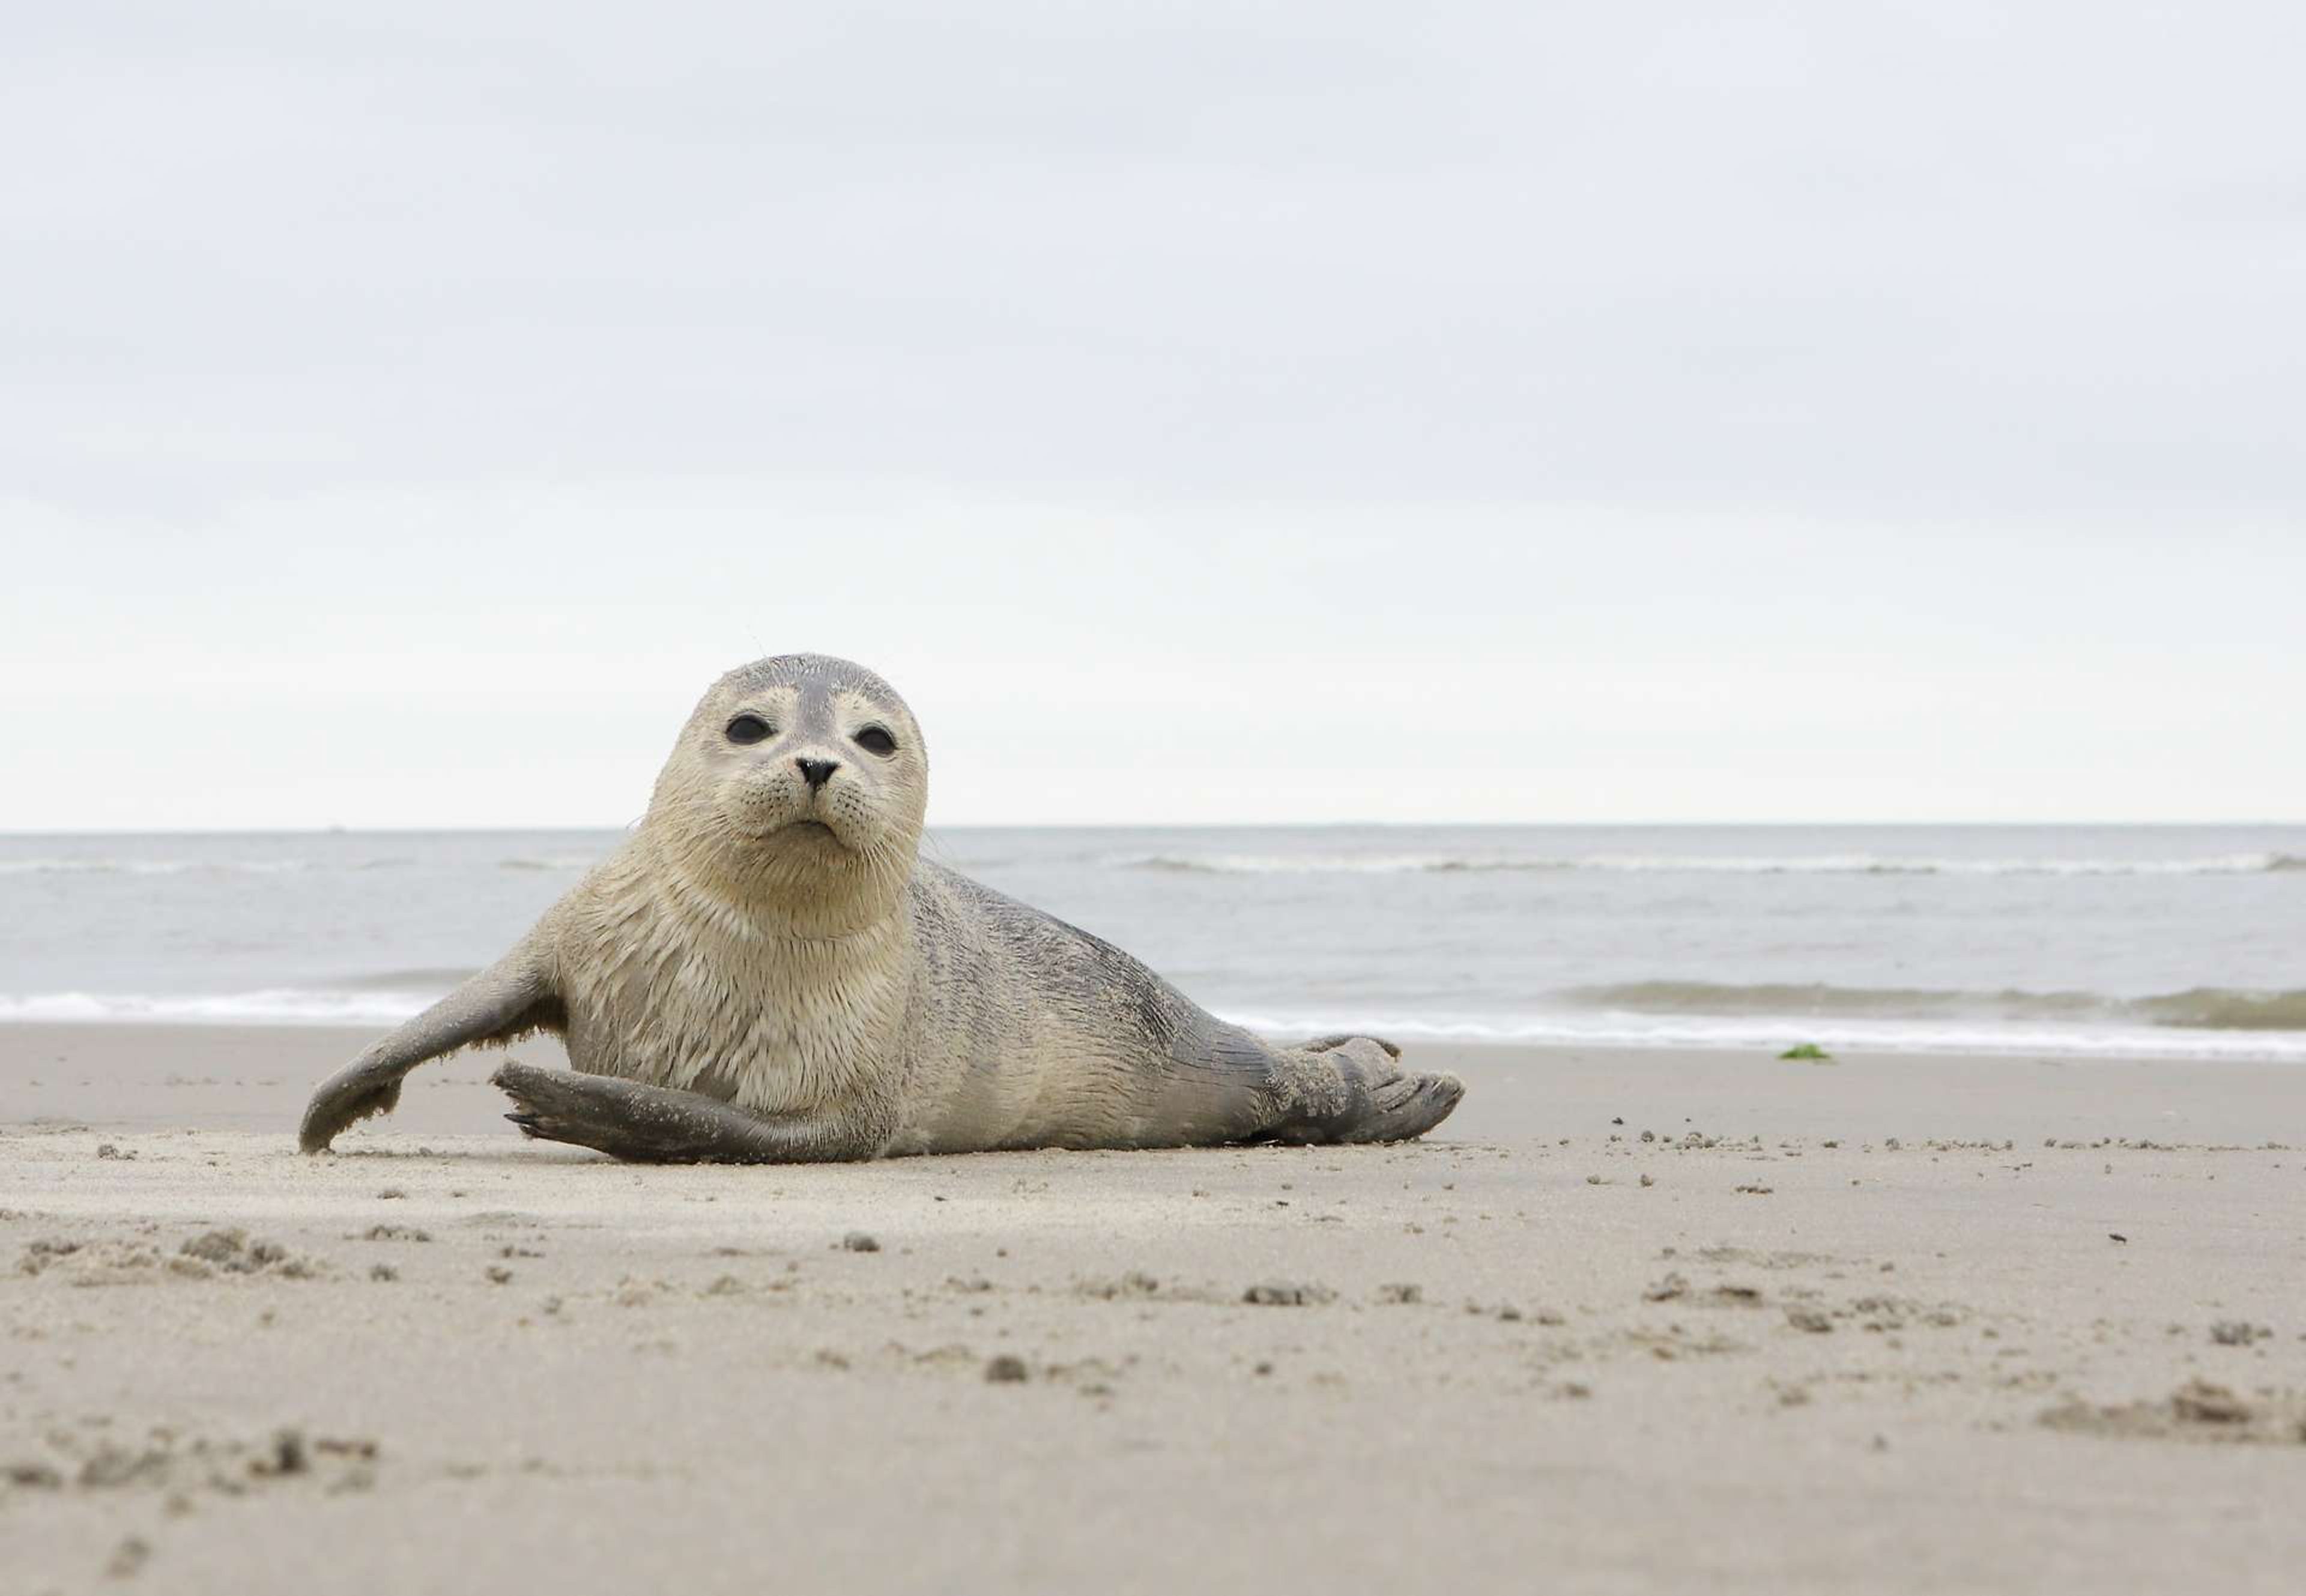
[2, 826, 2301, 1060]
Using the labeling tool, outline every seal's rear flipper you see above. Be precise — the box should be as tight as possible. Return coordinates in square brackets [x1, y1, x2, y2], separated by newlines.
[1257, 1037, 1465, 1145]
[1298, 1032, 1402, 1059]
[1334, 1068, 1464, 1143]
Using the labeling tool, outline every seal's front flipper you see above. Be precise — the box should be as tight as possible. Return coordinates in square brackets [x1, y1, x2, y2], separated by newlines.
[298, 946, 559, 1152]
[492, 1062, 887, 1165]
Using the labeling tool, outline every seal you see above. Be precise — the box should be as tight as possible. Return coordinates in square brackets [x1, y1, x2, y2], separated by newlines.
[298, 654, 1464, 1162]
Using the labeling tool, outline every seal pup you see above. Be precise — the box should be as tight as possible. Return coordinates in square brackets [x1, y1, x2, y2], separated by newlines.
[298, 654, 1464, 1162]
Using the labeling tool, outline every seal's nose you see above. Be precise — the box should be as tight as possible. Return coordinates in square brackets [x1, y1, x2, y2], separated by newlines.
[796, 757, 840, 790]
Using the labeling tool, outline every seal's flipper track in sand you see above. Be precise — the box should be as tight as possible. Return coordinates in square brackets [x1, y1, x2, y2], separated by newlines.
[297, 654, 1464, 1162]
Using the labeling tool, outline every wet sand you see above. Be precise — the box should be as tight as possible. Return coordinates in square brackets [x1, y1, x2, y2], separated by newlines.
[4, 1025, 2302, 1593]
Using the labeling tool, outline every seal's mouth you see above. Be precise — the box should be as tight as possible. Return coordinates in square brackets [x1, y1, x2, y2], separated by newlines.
[744, 816, 843, 848]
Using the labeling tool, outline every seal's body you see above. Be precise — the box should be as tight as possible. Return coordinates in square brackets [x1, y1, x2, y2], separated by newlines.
[298, 655, 1463, 1162]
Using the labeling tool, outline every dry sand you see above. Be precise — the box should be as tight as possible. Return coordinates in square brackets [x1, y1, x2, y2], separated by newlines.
[3, 1024, 2302, 1594]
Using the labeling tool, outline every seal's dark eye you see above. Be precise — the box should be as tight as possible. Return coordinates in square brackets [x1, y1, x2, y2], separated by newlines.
[725, 715, 773, 745]
[855, 725, 898, 757]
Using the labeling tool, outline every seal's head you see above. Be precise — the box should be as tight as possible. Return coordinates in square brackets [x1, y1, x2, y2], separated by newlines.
[646, 654, 928, 931]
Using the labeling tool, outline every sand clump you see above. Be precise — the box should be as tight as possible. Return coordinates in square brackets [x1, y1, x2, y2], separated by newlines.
[2039, 1381, 2306, 1446]
[2, 1425, 381, 1505]
[356, 1223, 432, 1242]
[2208, 1320, 2274, 1347]
[17, 1230, 320, 1286]
[1076, 1270, 1163, 1300]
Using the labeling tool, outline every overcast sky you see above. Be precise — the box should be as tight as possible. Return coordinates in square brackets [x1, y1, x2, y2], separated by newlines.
[4, 3, 2300, 829]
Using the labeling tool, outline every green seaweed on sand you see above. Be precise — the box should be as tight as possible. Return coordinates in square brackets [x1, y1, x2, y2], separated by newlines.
[1778, 1043, 1835, 1062]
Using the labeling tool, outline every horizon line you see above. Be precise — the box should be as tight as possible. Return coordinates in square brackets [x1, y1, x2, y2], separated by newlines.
[3, 819, 2301, 838]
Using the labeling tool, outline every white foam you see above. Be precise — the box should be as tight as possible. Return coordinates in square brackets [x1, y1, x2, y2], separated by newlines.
[1113, 850, 2298, 878]
[7, 986, 2302, 1062]
[1220, 1010, 2306, 1063]
[1115, 851, 1550, 875]
[0, 858, 312, 877]
[0, 988, 444, 1025]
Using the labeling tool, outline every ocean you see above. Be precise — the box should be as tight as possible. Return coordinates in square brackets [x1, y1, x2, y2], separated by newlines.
[2, 826, 2301, 1060]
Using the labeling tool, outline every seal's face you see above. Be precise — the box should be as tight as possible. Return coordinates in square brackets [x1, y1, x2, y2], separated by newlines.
[647, 655, 927, 927]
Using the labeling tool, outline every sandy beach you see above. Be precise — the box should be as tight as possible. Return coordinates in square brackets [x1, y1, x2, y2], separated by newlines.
[4, 1024, 2302, 1594]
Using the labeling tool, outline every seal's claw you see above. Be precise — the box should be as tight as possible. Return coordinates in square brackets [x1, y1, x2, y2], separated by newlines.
[503, 1102, 563, 1143]
[495, 1066, 560, 1140]
[493, 1064, 626, 1155]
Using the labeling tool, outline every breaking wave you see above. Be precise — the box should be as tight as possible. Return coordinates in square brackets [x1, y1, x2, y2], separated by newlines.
[0, 852, 604, 876]
[6, 979, 2299, 1055]
[1561, 982, 2306, 1032]
[337, 967, 479, 993]
[0, 857, 312, 877]
[1115, 850, 2305, 878]
[1221, 1011, 2306, 1062]
[1122, 852, 1567, 876]
[0, 988, 451, 1025]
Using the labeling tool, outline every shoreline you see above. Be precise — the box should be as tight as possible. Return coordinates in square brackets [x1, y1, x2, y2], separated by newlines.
[3, 1023, 2301, 1146]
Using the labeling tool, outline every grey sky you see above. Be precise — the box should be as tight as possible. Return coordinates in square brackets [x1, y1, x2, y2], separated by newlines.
[4, 4, 2300, 828]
